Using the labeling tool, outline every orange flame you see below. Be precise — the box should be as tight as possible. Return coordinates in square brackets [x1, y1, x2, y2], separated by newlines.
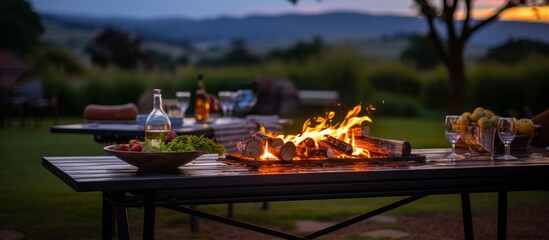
[260, 104, 375, 159]
[259, 140, 278, 160]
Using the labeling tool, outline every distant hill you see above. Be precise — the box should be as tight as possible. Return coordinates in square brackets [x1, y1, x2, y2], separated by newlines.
[39, 11, 549, 62]
[41, 11, 549, 46]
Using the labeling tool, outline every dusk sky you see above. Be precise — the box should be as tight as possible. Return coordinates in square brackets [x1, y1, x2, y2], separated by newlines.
[29, 0, 546, 20]
[27, 0, 419, 19]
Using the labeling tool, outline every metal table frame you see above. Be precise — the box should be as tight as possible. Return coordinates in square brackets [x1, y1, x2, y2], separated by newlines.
[42, 148, 549, 240]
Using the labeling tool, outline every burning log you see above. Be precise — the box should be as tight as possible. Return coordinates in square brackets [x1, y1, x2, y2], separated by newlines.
[353, 136, 411, 157]
[297, 137, 316, 149]
[297, 147, 334, 159]
[236, 139, 262, 158]
[252, 131, 284, 148]
[272, 142, 297, 161]
[297, 137, 332, 159]
[349, 126, 370, 137]
[319, 135, 353, 155]
[251, 130, 296, 161]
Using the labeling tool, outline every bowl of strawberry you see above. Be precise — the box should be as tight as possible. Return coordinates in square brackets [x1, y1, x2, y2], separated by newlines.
[104, 132, 226, 171]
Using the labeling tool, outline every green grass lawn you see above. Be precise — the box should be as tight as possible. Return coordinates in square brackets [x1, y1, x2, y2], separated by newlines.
[1, 117, 548, 239]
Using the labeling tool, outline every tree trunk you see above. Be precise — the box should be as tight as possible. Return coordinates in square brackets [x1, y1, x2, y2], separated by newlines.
[448, 48, 466, 114]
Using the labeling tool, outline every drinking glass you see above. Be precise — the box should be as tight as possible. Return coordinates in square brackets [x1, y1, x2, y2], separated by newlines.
[175, 91, 191, 117]
[218, 91, 237, 117]
[497, 117, 517, 160]
[445, 115, 464, 160]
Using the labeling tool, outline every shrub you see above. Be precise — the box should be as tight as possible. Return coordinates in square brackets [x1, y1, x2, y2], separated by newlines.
[285, 48, 367, 103]
[367, 63, 422, 98]
[468, 56, 549, 116]
[366, 91, 423, 117]
[420, 67, 451, 109]
[41, 71, 83, 115]
[30, 44, 86, 75]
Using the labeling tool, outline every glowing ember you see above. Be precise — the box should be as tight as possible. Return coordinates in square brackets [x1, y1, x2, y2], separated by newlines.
[259, 104, 378, 160]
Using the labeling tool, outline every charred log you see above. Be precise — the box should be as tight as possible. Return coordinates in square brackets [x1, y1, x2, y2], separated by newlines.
[319, 135, 353, 155]
[348, 126, 370, 138]
[252, 131, 284, 148]
[236, 139, 262, 158]
[297, 137, 316, 149]
[353, 137, 411, 157]
[273, 142, 297, 161]
[297, 147, 334, 159]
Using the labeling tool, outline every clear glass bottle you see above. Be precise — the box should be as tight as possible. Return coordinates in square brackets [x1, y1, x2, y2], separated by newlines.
[145, 89, 171, 140]
[194, 74, 210, 122]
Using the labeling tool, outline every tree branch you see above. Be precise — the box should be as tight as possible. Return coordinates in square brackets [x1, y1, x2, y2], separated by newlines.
[461, 0, 473, 38]
[415, 0, 450, 66]
[444, 0, 458, 45]
[415, 0, 439, 18]
[464, 1, 516, 39]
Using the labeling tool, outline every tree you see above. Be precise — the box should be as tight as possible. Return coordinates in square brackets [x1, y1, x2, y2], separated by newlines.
[31, 44, 86, 75]
[481, 38, 549, 64]
[85, 27, 152, 69]
[0, 0, 44, 56]
[267, 37, 324, 61]
[289, 0, 548, 113]
[223, 39, 259, 65]
[412, 0, 548, 113]
[400, 34, 440, 70]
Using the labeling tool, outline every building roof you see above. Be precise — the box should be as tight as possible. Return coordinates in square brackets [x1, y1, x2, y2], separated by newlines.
[0, 51, 29, 71]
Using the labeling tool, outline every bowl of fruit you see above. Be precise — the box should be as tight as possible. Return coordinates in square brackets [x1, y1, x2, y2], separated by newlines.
[455, 107, 536, 155]
[104, 132, 226, 171]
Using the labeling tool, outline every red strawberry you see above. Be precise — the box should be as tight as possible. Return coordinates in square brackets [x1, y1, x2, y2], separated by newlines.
[164, 131, 177, 144]
[129, 139, 140, 148]
[130, 144, 142, 152]
[117, 144, 128, 151]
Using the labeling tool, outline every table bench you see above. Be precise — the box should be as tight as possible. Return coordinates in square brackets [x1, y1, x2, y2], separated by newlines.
[10, 80, 58, 125]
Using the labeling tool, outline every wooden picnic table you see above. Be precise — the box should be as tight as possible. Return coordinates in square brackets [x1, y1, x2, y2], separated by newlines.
[42, 148, 549, 240]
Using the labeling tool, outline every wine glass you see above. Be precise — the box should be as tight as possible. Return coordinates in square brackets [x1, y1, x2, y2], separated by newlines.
[497, 117, 517, 160]
[445, 115, 464, 160]
[218, 91, 237, 117]
[175, 91, 191, 117]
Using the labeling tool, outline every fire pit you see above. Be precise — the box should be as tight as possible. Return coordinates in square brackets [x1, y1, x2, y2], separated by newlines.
[228, 104, 425, 167]
[226, 153, 426, 168]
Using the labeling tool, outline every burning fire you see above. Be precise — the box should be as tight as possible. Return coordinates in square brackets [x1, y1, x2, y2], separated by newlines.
[259, 104, 376, 160]
[260, 141, 279, 160]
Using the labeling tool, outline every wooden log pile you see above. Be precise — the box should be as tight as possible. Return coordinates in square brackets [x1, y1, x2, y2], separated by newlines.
[236, 127, 410, 161]
[238, 131, 296, 161]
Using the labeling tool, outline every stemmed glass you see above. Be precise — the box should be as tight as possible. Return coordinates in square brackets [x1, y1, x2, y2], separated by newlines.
[497, 117, 517, 160]
[445, 115, 464, 160]
[175, 91, 191, 118]
[218, 91, 237, 117]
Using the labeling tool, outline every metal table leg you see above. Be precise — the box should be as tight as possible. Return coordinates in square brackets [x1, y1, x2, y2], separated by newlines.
[461, 193, 474, 240]
[190, 205, 199, 233]
[227, 203, 234, 218]
[116, 206, 130, 240]
[143, 190, 156, 240]
[497, 191, 507, 240]
[102, 193, 114, 240]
